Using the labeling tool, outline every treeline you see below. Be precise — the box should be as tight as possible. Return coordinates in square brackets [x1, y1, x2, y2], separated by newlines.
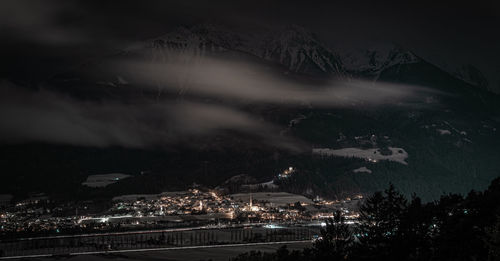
[231, 177, 500, 261]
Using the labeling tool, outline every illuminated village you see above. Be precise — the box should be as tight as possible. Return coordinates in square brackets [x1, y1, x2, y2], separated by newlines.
[0, 167, 362, 237]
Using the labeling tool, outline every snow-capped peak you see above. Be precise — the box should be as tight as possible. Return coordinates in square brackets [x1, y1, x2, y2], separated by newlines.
[189, 23, 247, 50]
[453, 64, 489, 89]
[140, 24, 492, 90]
[145, 24, 346, 77]
[339, 43, 420, 76]
[258, 25, 344, 75]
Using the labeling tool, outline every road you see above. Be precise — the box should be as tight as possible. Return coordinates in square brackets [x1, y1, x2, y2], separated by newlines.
[0, 240, 312, 261]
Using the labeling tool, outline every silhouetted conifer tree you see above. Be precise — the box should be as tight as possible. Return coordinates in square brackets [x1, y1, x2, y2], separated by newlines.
[356, 183, 407, 259]
[313, 210, 354, 260]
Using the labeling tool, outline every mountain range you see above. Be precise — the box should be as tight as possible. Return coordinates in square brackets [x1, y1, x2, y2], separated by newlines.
[2, 23, 499, 202]
[140, 23, 490, 89]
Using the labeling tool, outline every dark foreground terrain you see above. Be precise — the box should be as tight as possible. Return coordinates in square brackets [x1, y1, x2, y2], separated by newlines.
[8, 242, 311, 261]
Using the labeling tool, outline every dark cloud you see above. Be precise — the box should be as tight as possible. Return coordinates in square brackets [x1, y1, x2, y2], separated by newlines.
[0, 51, 439, 149]
[0, 80, 299, 150]
[114, 54, 439, 107]
[1, 1, 88, 46]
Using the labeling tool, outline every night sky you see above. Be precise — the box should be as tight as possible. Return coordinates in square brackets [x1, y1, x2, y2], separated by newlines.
[1, 0, 499, 88]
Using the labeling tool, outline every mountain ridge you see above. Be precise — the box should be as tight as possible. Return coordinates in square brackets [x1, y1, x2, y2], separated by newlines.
[132, 23, 490, 91]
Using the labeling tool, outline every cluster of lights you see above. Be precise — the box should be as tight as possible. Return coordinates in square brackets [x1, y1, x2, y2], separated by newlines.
[278, 166, 295, 178]
[0, 187, 364, 235]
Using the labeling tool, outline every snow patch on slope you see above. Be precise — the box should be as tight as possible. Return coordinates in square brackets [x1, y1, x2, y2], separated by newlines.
[82, 173, 132, 188]
[436, 129, 451, 135]
[353, 167, 372, 174]
[313, 147, 408, 165]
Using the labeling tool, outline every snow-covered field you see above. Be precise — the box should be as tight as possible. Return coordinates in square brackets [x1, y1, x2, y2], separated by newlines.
[436, 129, 451, 135]
[353, 167, 372, 174]
[230, 192, 312, 206]
[82, 173, 132, 188]
[242, 180, 278, 190]
[313, 147, 408, 165]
